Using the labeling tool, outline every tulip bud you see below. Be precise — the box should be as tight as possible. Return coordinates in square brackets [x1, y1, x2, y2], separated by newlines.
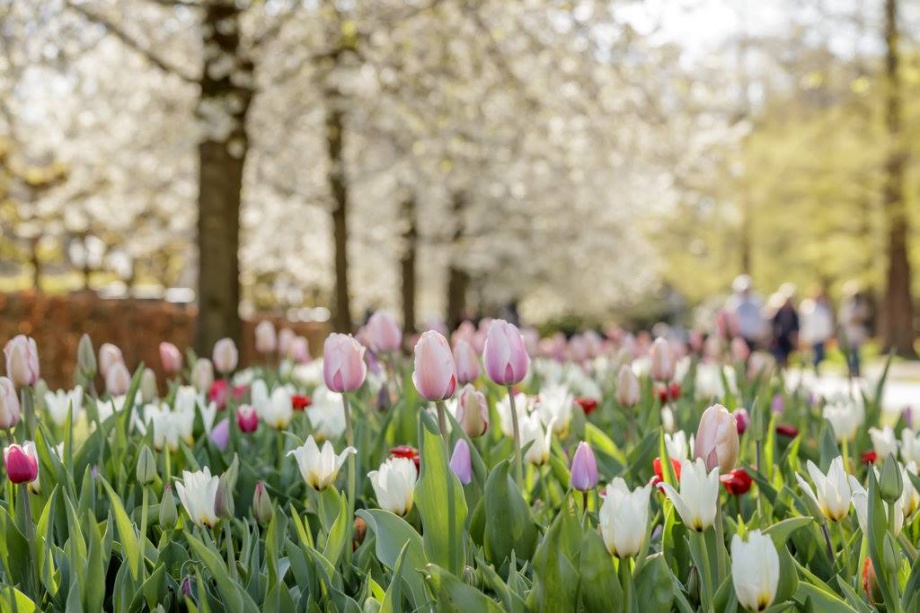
[215, 471, 235, 519]
[599, 478, 651, 557]
[879, 453, 903, 504]
[4, 442, 38, 484]
[209, 418, 230, 451]
[455, 385, 488, 438]
[105, 362, 131, 397]
[236, 404, 259, 433]
[694, 404, 740, 473]
[252, 482, 273, 525]
[323, 334, 368, 393]
[98, 343, 124, 379]
[482, 320, 530, 386]
[140, 368, 158, 403]
[862, 558, 881, 605]
[453, 340, 481, 385]
[278, 328, 295, 356]
[733, 408, 749, 436]
[369, 457, 417, 516]
[0, 377, 21, 430]
[212, 338, 238, 375]
[616, 365, 640, 407]
[254, 321, 277, 354]
[159, 342, 183, 375]
[136, 445, 158, 486]
[191, 358, 214, 393]
[449, 439, 473, 485]
[4, 335, 40, 387]
[730, 530, 780, 611]
[720, 468, 753, 496]
[412, 331, 458, 401]
[649, 338, 675, 382]
[290, 337, 311, 363]
[159, 484, 178, 529]
[365, 311, 403, 353]
[570, 442, 598, 491]
[78, 333, 97, 378]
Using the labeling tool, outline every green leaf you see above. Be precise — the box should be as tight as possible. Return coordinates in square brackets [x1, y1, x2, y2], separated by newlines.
[414, 411, 468, 576]
[634, 553, 675, 612]
[794, 583, 857, 612]
[185, 531, 260, 613]
[579, 529, 623, 611]
[321, 488, 349, 568]
[526, 506, 581, 611]
[763, 517, 813, 547]
[357, 509, 428, 610]
[483, 460, 538, 568]
[101, 478, 141, 580]
[423, 563, 503, 612]
[0, 586, 37, 613]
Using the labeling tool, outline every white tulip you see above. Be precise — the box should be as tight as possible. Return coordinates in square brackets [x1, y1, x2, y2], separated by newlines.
[369, 457, 417, 516]
[307, 386, 346, 441]
[731, 530, 780, 611]
[288, 436, 355, 490]
[901, 428, 920, 465]
[96, 395, 128, 423]
[869, 426, 898, 460]
[659, 458, 720, 531]
[665, 431, 694, 460]
[902, 462, 920, 518]
[534, 384, 573, 435]
[661, 406, 676, 433]
[848, 475, 903, 535]
[496, 392, 532, 437]
[175, 467, 220, 527]
[44, 386, 84, 426]
[822, 401, 863, 442]
[796, 457, 851, 522]
[255, 385, 293, 429]
[520, 412, 554, 466]
[599, 478, 651, 558]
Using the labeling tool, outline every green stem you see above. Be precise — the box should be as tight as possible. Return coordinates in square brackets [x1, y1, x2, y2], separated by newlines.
[696, 530, 715, 613]
[841, 437, 850, 475]
[820, 523, 834, 562]
[224, 520, 236, 579]
[139, 487, 149, 580]
[343, 394, 356, 564]
[619, 557, 634, 613]
[835, 521, 851, 574]
[276, 430, 285, 476]
[506, 386, 524, 487]
[714, 505, 726, 582]
[163, 449, 171, 484]
[20, 485, 39, 598]
[436, 401, 450, 447]
[20, 388, 34, 441]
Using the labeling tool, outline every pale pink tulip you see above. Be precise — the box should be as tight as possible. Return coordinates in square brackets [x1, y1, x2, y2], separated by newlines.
[212, 338, 239, 374]
[452, 340, 480, 385]
[695, 404, 740, 473]
[412, 331, 457, 401]
[323, 334, 367, 393]
[4, 335, 39, 386]
[159, 342, 183, 375]
[0, 377, 21, 429]
[98, 343, 124, 379]
[366, 311, 403, 353]
[455, 384, 489, 437]
[482, 320, 530, 386]
[650, 338, 675, 382]
[255, 321, 277, 354]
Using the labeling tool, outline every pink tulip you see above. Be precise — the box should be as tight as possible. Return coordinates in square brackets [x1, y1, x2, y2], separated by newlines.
[366, 311, 403, 353]
[159, 342, 183, 375]
[0, 377, 21, 430]
[106, 362, 131, 396]
[4, 335, 39, 387]
[4, 442, 38, 484]
[192, 358, 214, 393]
[650, 338, 675, 382]
[694, 404, 740, 473]
[730, 337, 750, 362]
[212, 338, 239, 374]
[412, 331, 457, 401]
[98, 343, 124, 379]
[255, 321, 278, 354]
[323, 334, 367, 393]
[570, 441, 598, 491]
[482, 320, 530, 386]
[733, 408, 749, 436]
[449, 439, 472, 485]
[453, 340, 480, 385]
[237, 404, 259, 433]
[278, 328, 296, 356]
[616, 365, 640, 407]
[456, 384, 489, 438]
[290, 336, 311, 363]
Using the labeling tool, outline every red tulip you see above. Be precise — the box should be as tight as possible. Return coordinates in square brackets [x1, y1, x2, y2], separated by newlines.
[389, 445, 420, 471]
[720, 468, 753, 495]
[292, 394, 312, 411]
[4, 442, 38, 484]
[861, 450, 878, 465]
[575, 397, 599, 416]
[775, 424, 798, 438]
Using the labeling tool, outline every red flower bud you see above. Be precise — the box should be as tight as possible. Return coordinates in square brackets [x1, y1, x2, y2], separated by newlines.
[575, 397, 599, 416]
[775, 424, 798, 438]
[861, 450, 878, 465]
[653, 456, 682, 482]
[389, 445, 421, 471]
[720, 468, 753, 495]
[292, 394, 312, 411]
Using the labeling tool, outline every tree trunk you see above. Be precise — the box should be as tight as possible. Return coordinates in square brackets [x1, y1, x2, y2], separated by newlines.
[324, 82, 352, 332]
[881, 0, 915, 356]
[446, 191, 469, 330]
[194, 1, 253, 354]
[400, 194, 417, 334]
[30, 235, 41, 292]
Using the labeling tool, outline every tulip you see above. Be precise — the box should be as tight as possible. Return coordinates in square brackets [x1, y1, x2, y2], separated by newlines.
[323, 334, 367, 393]
[849, 475, 903, 536]
[616, 365, 640, 407]
[482, 320, 530, 386]
[365, 311, 403, 353]
[288, 436, 356, 490]
[599, 478, 651, 558]
[575, 397, 599, 415]
[77, 333, 97, 378]
[0, 377, 22, 429]
[520, 413, 554, 466]
[453, 384, 489, 438]
[191, 358, 215, 393]
[306, 386, 346, 441]
[252, 482, 273, 525]
[775, 423, 798, 438]
[236, 404, 259, 433]
[796, 457, 851, 522]
[146, 405, 195, 452]
[453, 340, 481, 385]
[254, 321, 277, 354]
[823, 401, 863, 443]
[136, 445, 158, 485]
[290, 336, 311, 363]
[389, 445, 421, 471]
[4, 335, 39, 387]
[665, 431, 693, 460]
[140, 368, 158, 403]
[496, 392, 531, 437]
[98, 343, 123, 379]
[869, 426, 898, 460]
[659, 458, 720, 531]
[720, 468, 753, 495]
[412, 331, 458, 401]
[254, 385, 293, 430]
[369, 457, 417, 516]
[176, 467, 220, 527]
[3, 442, 38, 484]
[106, 362, 131, 396]
[731, 530, 780, 611]
[862, 450, 878, 465]
[652, 457, 683, 485]
[159, 484, 178, 529]
[901, 428, 920, 465]
[449, 439, 473, 485]
[863, 558, 881, 605]
[278, 328, 296, 356]
[649, 338, 675, 382]
[901, 462, 920, 517]
[730, 336, 751, 363]
[212, 338, 238, 375]
[535, 385, 573, 436]
[733, 408, 749, 436]
[209, 418, 230, 451]
[694, 404, 739, 474]
[570, 442, 598, 491]
[158, 342, 182, 376]
[42, 385, 81, 427]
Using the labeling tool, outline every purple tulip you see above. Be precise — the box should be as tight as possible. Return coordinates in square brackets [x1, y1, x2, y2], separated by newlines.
[570, 442, 598, 491]
[449, 439, 472, 485]
[210, 418, 230, 451]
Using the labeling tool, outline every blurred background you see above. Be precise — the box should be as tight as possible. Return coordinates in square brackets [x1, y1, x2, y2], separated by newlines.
[3, 0, 920, 365]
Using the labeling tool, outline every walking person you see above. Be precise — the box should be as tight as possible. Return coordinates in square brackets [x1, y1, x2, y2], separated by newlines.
[839, 280, 870, 378]
[769, 284, 800, 369]
[725, 274, 765, 352]
[800, 289, 834, 374]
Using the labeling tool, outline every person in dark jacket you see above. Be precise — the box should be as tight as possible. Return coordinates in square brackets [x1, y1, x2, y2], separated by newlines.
[770, 283, 800, 369]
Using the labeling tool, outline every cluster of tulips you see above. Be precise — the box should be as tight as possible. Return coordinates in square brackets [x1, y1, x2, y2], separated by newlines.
[1, 314, 919, 612]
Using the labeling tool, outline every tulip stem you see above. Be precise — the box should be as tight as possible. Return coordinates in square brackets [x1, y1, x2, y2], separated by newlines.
[342, 393, 356, 564]
[696, 530, 715, 612]
[19, 484, 38, 598]
[714, 506, 726, 581]
[138, 486, 149, 580]
[436, 401, 450, 447]
[841, 437, 850, 474]
[618, 557, 633, 613]
[820, 523, 834, 562]
[835, 521, 851, 574]
[506, 386, 524, 487]
[20, 388, 34, 441]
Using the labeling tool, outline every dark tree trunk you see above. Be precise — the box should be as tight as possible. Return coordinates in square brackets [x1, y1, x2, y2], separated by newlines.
[30, 236, 41, 292]
[400, 194, 417, 334]
[324, 83, 352, 332]
[194, 1, 253, 354]
[446, 191, 469, 330]
[882, 0, 915, 356]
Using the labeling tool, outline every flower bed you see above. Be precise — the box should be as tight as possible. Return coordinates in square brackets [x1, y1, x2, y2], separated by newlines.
[0, 317, 915, 612]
